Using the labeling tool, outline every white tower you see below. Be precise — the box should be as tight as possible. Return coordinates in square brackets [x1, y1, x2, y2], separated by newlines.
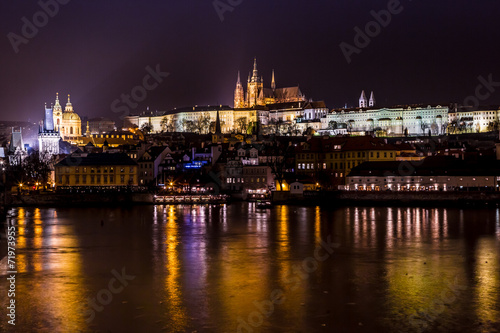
[359, 90, 368, 108]
[369, 91, 376, 107]
[38, 103, 60, 159]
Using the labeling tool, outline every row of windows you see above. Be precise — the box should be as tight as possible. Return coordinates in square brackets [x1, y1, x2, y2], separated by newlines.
[298, 161, 365, 170]
[244, 168, 267, 174]
[298, 152, 393, 159]
[58, 175, 132, 185]
[226, 177, 267, 183]
[351, 177, 490, 183]
[64, 167, 135, 174]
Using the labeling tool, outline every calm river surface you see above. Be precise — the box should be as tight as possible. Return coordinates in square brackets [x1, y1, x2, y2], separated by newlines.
[0, 203, 499, 333]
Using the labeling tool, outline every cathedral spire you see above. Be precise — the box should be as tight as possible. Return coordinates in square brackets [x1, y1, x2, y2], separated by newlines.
[234, 71, 245, 108]
[65, 94, 74, 112]
[271, 69, 276, 91]
[251, 57, 258, 82]
[369, 91, 376, 107]
[53, 92, 62, 113]
[359, 90, 368, 108]
[215, 109, 221, 134]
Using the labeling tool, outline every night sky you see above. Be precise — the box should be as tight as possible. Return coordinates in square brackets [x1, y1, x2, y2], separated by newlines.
[1, 0, 499, 123]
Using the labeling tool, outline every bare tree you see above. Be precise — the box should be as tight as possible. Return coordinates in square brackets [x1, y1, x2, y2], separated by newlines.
[160, 116, 175, 132]
[266, 138, 293, 191]
[140, 122, 153, 134]
[194, 112, 211, 134]
[235, 117, 248, 134]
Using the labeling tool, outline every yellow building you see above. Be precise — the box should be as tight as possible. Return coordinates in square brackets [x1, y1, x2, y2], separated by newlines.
[55, 153, 138, 187]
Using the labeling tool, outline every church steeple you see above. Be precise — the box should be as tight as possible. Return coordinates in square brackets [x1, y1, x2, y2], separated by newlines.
[271, 69, 276, 91]
[65, 94, 74, 112]
[215, 109, 221, 134]
[369, 91, 376, 107]
[359, 90, 368, 108]
[212, 109, 224, 144]
[245, 58, 265, 108]
[234, 71, 245, 108]
[54, 92, 62, 112]
[251, 57, 259, 82]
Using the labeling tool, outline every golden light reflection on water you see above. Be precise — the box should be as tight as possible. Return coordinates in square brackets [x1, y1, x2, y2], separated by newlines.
[6, 204, 499, 332]
[273, 205, 307, 327]
[474, 239, 500, 326]
[381, 207, 466, 327]
[497, 209, 500, 238]
[315, 206, 321, 245]
[164, 205, 188, 330]
[11, 207, 86, 331]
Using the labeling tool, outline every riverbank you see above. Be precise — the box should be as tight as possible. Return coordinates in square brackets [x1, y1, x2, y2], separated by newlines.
[5, 190, 500, 208]
[5, 192, 153, 207]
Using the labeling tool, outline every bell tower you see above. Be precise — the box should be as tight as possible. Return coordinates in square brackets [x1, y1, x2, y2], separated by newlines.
[234, 71, 245, 108]
[246, 58, 264, 107]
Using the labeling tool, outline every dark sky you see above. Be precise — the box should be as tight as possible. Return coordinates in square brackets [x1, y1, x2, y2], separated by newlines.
[1, 0, 499, 123]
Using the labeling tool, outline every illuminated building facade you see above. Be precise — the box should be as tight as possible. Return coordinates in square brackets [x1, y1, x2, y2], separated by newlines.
[326, 105, 449, 136]
[346, 156, 500, 191]
[448, 107, 500, 133]
[38, 104, 60, 158]
[234, 58, 306, 108]
[295, 136, 399, 187]
[47, 93, 82, 143]
[55, 153, 138, 187]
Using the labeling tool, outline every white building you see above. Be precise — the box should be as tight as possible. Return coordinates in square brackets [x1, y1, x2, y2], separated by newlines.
[326, 105, 449, 136]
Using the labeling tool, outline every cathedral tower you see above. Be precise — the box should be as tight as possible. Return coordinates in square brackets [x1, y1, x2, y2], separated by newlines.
[359, 90, 368, 108]
[271, 69, 276, 91]
[369, 91, 376, 107]
[246, 58, 264, 107]
[53, 92, 63, 131]
[234, 71, 245, 108]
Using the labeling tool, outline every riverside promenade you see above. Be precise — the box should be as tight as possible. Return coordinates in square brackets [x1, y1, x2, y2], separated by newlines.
[5, 192, 153, 207]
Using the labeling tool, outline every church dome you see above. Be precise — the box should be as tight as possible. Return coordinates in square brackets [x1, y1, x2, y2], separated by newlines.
[62, 112, 81, 121]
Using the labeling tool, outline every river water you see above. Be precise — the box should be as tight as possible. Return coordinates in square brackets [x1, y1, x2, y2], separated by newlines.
[0, 203, 499, 333]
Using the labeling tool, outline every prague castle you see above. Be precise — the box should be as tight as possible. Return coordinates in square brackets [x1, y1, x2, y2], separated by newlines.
[234, 58, 306, 108]
[123, 59, 500, 137]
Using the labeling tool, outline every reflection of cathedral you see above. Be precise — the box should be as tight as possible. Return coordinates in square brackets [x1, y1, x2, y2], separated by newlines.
[52, 93, 81, 142]
[234, 58, 306, 108]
